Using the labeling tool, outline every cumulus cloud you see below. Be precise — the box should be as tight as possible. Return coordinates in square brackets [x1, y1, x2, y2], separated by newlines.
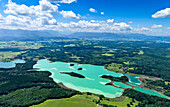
[1, 14, 57, 28]
[90, 20, 105, 23]
[107, 19, 114, 23]
[2, 15, 31, 27]
[34, 17, 57, 26]
[89, 8, 97, 13]
[101, 12, 104, 15]
[139, 27, 150, 31]
[4, 0, 37, 16]
[0, 14, 3, 19]
[113, 22, 132, 31]
[35, 0, 58, 13]
[58, 20, 132, 32]
[152, 8, 170, 18]
[0, 0, 138, 33]
[4, 0, 58, 18]
[48, 0, 77, 4]
[151, 24, 162, 28]
[59, 10, 80, 19]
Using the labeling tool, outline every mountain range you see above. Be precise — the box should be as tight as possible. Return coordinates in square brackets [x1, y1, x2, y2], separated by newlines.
[0, 29, 170, 41]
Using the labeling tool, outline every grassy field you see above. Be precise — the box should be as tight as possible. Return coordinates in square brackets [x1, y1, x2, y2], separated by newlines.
[0, 41, 43, 49]
[105, 63, 124, 73]
[31, 94, 97, 107]
[102, 53, 114, 56]
[0, 51, 26, 61]
[64, 44, 76, 47]
[31, 93, 139, 107]
[100, 97, 139, 107]
[69, 54, 83, 61]
[165, 81, 170, 85]
[138, 51, 144, 55]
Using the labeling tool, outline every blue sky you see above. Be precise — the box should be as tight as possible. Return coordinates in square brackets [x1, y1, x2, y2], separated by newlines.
[0, 0, 170, 36]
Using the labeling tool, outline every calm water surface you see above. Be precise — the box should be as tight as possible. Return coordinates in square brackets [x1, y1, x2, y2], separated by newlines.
[0, 60, 25, 68]
[33, 59, 169, 99]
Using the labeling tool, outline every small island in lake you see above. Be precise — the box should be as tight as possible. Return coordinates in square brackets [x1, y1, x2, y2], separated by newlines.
[70, 64, 75, 66]
[100, 75, 129, 83]
[60, 72, 85, 78]
[77, 68, 83, 70]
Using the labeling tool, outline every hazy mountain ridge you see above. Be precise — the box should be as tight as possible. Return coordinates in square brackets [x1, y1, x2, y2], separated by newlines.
[68, 32, 170, 41]
[0, 29, 64, 41]
[0, 29, 170, 41]
[69, 32, 170, 39]
[0, 29, 62, 37]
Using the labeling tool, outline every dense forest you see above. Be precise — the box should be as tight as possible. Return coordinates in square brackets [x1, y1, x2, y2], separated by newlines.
[143, 80, 170, 97]
[123, 89, 170, 107]
[0, 70, 78, 107]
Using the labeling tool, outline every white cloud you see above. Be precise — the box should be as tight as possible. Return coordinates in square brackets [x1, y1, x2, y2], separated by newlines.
[59, 10, 80, 19]
[3, 15, 31, 27]
[167, 27, 170, 29]
[151, 24, 162, 28]
[89, 8, 97, 13]
[90, 20, 96, 23]
[58, 20, 132, 32]
[0, 14, 3, 19]
[34, 17, 57, 26]
[139, 27, 150, 31]
[113, 22, 132, 31]
[152, 8, 170, 18]
[90, 20, 105, 23]
[107, 19, 114, 23]
[48, 0, 77, 4]
[1, 0, 167, 35]
[101, 12, 104, 15]
[4, 0, 58, 18]
[35, 0, 58, 13]
[4, 0, 37, 16]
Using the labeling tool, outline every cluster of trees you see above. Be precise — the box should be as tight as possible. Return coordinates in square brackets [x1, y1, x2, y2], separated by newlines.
[145, 80, 170, 97]
[123, 89, 170, 107]
[0, 70, 78, 106]
[97, 41, 170, 81]
[101, 75, 129, 83]
[60, 72, 85, 78]
[0, 59, 78, 107]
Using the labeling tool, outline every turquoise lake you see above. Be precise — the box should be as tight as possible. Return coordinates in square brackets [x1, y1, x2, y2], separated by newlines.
[125, 74, 141, 86]
[0, 60, 25, 68]
[33, 59, 169, 99]
[113, 82, 132, 89]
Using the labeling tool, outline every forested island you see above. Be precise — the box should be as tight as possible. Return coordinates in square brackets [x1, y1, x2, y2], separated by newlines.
[100, 75, 129, 83]
[60, 72, 85, 78]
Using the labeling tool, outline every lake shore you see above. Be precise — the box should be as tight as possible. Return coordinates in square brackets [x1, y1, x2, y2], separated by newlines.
[138, 78, 170, 99]
[58, 82, 78, 91]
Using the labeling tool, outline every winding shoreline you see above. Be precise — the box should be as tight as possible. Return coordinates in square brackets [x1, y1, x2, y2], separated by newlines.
[138, 78, 169, 99]
[57, 82, 78, 91]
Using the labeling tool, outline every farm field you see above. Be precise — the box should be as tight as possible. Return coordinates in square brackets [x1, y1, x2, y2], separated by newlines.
[31, 94, 97, 107]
